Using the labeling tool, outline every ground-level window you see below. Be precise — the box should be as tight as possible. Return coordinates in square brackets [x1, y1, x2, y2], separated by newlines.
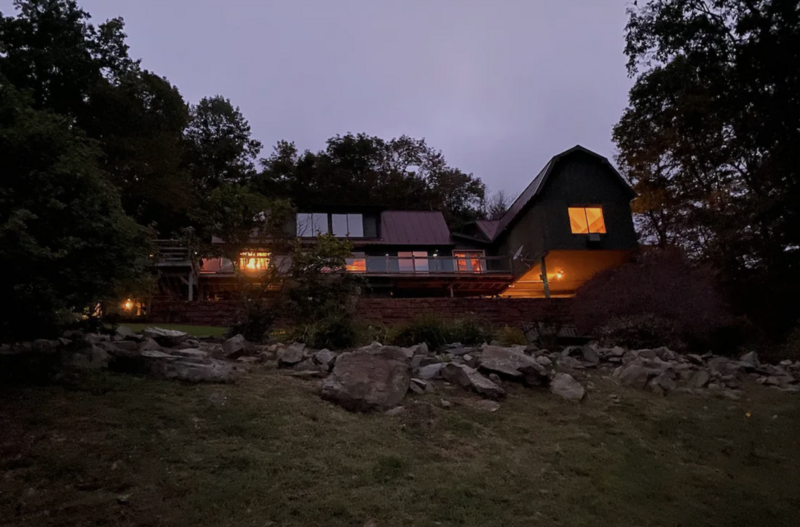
[239, 251, 270, 271]
[568, 207, 606, 234]
[454, 251, 484, 273]
[398, 251, 429, 272]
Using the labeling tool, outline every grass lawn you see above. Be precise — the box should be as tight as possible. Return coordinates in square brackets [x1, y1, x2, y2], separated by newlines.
[1, 368, 799, 526]
[120, 323, 227, 337]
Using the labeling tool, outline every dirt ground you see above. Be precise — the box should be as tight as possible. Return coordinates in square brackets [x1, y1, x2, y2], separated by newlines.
[1, 367, 799, 527]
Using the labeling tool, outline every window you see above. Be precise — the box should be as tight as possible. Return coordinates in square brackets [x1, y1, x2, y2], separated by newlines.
[239, 251, 270, 272]
[346, 252, 367, 273]
[454, 251, 484, 273]
[398, 251, 429, 272]
[296, 213, 328, 236]
[331, 213, 364, 237]
[568, 207, 606, 234]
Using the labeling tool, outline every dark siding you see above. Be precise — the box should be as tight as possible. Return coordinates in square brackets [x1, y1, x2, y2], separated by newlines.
[490, 151, 637, 277]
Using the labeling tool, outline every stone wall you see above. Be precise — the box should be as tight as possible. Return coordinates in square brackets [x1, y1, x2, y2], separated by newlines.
[147, 297, 574, 328]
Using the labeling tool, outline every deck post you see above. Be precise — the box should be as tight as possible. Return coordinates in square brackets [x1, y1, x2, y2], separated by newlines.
[540, 256, 551, 299]
[187, 271, 194, 301]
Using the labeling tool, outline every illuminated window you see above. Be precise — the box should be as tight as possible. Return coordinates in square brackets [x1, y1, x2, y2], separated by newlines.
[239, 251, 270, 271]
[346, 253, 367, 273]
[568, 207, 606, 234]
[454, 251, 484, 273]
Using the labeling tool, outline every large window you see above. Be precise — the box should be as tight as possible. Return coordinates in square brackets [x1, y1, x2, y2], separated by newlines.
[345, 252, 367, 273]
[239, 251, 270, 272]
[454, 251, 484, 273]
[568, 207, 606, 234]
[398, 251, 429, 272]
[296, 213, 328, 237]
[331, 213, 364, 237]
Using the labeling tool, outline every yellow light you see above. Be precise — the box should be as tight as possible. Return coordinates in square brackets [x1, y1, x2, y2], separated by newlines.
[556, 270, 565, 280]
[123, 299, 133, 310]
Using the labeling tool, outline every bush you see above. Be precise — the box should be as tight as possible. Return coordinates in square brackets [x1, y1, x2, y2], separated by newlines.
[595, 314, 684, 350]
[388, 314, 449, 349]
[293, 316, 358, 350]
[387, 315, 495, 349]
[226, 297, 276, 343]
[496, 325, 528, 346]
[573, 248, 737, 351]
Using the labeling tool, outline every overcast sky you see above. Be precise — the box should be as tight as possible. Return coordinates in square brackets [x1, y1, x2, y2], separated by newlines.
[2, 0, 635, 196]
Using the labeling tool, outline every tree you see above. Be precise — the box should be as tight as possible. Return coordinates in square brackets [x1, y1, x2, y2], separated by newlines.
[613, 0, 800, 336]
[184, 95, 263, 193]
[0, 80, 150, 340]
[0, 0, 138, 119]
[257, 133, 486, 227]
[483, 190, 516, 220]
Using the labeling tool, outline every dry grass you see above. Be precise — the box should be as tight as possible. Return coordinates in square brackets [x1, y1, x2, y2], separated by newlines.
[1, 368, 799, 527]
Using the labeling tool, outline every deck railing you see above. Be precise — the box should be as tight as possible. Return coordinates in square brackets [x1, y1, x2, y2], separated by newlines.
[153, 240, 192, 266]
[346, 255, 512, 275]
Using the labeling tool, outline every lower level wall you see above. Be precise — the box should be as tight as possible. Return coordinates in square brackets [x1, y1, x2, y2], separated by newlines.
[147, 297, 573, 328]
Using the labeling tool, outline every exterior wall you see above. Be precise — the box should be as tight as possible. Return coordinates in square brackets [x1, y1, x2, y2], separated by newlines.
[493, 150, 637, 277]
[147, 297, 573, 328]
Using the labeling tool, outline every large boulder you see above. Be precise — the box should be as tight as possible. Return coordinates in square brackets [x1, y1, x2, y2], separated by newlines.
[313, 349, 338, 369]
[140, 350, 237, 383]
[222, 334, 247, 359]
[479, 345, 550, 386]
[278, 343, 306, 366]
[442, 363, 505, 399]
[143, 327, 189, 347]
[321, 347, 411, 411]
[416, 363, 444, 380]
[550, 373, 585, 402]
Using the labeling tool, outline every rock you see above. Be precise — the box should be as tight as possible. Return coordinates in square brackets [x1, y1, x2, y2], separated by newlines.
[115, 326, 141, 341]
[637, 349, 658, 360]
[470, 400, 501, 412]
[654, 347, 678, 361]
[409, 378, 430, 394]
[408, 381, 426, 395]
[140, 350, 237, 383]
[416, 363, 444, 380]
[691, 370, 711, 388]
[440, 399, 453, 408]
[412, 343, 429, 355]
[70, 344, 110, 370]
[614, 362, 653, 389]
[385, 406, 406, 417]
[293, 359, 322, 372]
[536, 356, 553, 367]
[320, 347, 411, 411]
[580, 346, 600, 366]
[686, 354, 704, 365]
[138, 338, 162, 352]
[608, 346, 626, 357]
[441, 363, 505, 399]
[550, 373, 585, 402]
[222, 334, 247, 359]
[142, 327, 189, 347]
[739, 351, 760, 369]
[170, 348, 211, 363]
[479, 345, 549, 385]
[278, 343, 306, 366]
[723, 389, 742, 400]
[313, 349, 337, 369]
[651, 372, 678, 393]
[447, 347, 476, 357]
[558, 356, 584, 370]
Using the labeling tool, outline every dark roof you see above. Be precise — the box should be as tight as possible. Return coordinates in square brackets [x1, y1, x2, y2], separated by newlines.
[475, 219, 500, 241]
[491, 145, 635, 241]
[379, 211, 453, 246]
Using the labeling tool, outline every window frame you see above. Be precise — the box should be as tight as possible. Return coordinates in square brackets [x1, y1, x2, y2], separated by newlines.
[453, 250, 486, 273]
[568, 205, 606, 235]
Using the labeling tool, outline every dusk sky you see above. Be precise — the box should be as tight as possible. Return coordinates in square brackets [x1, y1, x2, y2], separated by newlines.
[2, 0, 635, 196]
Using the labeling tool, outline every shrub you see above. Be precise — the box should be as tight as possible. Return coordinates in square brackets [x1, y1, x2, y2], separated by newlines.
[354, 322, 390, 347]
[496, 325, 528, 346]
[295, 315, 358, 350]
[226, 297, 276, 343]
[388, 315, 448, 349]
[387, 315, 495, 349]
[595, 314, 684, 350]
[573, 248, 737, 351]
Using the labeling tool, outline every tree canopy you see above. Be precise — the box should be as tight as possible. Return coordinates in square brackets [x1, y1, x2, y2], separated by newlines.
[257, 133, 487, 227]
[614, 0, 800, 335]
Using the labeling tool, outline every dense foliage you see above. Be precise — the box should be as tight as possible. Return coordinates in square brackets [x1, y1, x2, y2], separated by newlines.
[614, 0, 800, 337]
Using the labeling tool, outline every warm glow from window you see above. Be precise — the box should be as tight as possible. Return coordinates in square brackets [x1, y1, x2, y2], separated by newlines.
[123, 299, 133, 311]
[454, 251, 484, 273]
[346, 258, 366, 273]
[239, 251, 270, 271]
[569, 207, 606, 234]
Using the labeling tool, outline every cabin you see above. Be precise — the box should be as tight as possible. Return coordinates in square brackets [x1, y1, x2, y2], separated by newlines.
[153, 145, 637, 302]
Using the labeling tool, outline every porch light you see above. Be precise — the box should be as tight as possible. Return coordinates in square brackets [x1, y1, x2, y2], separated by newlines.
[556, 270, 565, 280]
[123, 299, 133, 311]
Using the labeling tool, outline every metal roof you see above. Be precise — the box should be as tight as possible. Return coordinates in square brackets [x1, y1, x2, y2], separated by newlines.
[475, 219, 501, 241]
[379, 211, 453, 246]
